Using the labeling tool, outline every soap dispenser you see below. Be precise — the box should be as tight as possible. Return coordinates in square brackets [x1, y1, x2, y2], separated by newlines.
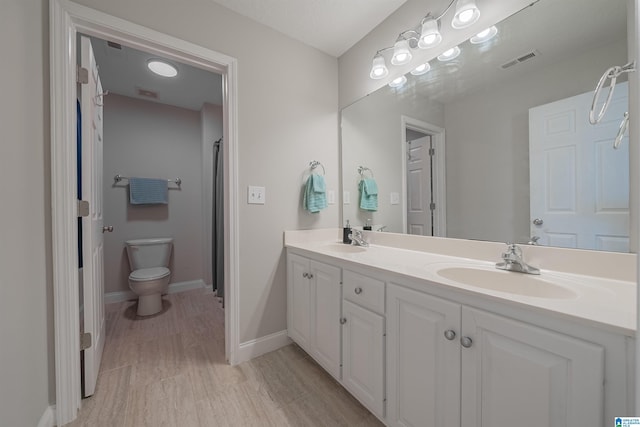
[363, 218, 372, 231]
[343, 220, 352, 244]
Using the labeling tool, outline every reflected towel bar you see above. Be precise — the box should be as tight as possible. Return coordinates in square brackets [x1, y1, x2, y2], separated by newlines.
[114, 174, 182, 186]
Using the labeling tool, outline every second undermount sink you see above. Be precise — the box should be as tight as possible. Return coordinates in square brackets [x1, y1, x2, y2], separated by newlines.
[322, 243, 367, 253]
[435, 266, 579, 299]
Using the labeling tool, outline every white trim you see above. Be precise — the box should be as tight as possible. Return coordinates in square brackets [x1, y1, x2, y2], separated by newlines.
[236, 330, 292, 363]
[400, 116, 447, 237]
[50, 1, 240, 424]
[37, 405, 56, 427]
[104, 280, 206, 304]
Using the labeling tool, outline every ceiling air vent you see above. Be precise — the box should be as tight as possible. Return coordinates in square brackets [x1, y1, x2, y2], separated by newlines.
[107, 41, 122, 50]
[501, 50, 540, 70]
[137, 88, 158, 99]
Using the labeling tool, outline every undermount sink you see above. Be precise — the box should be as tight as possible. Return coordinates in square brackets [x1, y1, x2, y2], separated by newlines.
[322, 243, 367, 253]
[435, 266, 579, 299]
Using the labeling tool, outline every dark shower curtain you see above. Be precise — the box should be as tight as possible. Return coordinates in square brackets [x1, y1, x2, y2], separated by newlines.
[213, 138, 224, 301]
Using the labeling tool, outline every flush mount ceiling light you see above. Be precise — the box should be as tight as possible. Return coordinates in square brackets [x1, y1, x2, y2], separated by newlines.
[147, 59, 178, 77]
[369, 54, 389, 79]
[411, 62, 431, 76]
[418, 17, 442, 49]
[388, 75, 407, 88]
[451, 0, 480, 29]
[470, 26, 498, 44]
[437, 46, 461, 61]
[367, 0, 482, 80]
[391, 37, 413, 66]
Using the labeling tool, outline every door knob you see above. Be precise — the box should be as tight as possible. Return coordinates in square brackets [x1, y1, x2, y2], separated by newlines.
[532, 218, 544, 226]
[102, 226, 114, 233]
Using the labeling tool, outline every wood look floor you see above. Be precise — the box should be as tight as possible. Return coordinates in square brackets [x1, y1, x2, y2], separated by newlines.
[67, 288, 383, 427]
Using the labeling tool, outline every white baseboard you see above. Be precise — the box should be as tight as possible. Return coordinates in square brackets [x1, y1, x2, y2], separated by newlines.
[236, 330, 291, 364]
[37, 405, 55, 427]
[104, 279, 206, 304]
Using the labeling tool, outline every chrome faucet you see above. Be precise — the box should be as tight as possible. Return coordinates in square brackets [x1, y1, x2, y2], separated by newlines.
[349, 229, 369, 247]
[496, 243, 540, 275]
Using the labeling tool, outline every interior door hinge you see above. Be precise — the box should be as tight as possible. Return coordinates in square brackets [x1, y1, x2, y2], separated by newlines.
[77, 200, 90, 217]
[80, 332, 92, 350]
[429, 147, 435, 156]
[430, 202, 436, 211]
[77, 66, 89, 84]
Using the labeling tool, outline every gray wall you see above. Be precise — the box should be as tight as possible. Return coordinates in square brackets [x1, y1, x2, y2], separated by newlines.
[1, 0, 338, 423]
[103, 94, 206, 294]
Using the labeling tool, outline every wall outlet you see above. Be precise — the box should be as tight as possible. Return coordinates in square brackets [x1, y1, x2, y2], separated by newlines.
[248, 186, 265, 204]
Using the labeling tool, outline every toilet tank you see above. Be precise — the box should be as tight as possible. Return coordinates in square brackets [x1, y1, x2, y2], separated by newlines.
[125, 237, 173, 270]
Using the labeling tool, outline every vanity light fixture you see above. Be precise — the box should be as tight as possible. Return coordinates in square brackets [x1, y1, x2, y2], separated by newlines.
[418, 17, 442, 49]
[388, 75, 407, 88]
[367, 0, 482, 80]
[470, 26, 498, 44]
[391, 37, 413, 66]
[147, 59, 178, 77]
[451, 0, 481, 29]
[411, 62, 431, 76]
[437, 46, 461, 61]
[369, 53, 389, 79]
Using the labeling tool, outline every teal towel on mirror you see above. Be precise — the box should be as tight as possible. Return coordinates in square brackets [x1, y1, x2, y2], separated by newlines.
[359, 178, 378, 211]
[129, 177, 168, 205]
[303, 173, 327, 213]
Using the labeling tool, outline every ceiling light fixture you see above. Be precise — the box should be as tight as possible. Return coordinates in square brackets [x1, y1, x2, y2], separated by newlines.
[147, 59, 178, 77]
[437, 46, 461, 62]
[411, 62, 431, 76]
[368, 0, 481, 80]
[451, 0, 480, 29]
[470, 26, 498, 44]
[388, 75, 407, 88]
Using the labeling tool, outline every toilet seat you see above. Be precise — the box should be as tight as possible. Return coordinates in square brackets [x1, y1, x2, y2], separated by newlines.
[129, 267, 170, 282]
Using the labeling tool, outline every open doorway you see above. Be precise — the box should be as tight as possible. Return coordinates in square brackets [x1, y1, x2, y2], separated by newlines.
[50, 1, 239, 424]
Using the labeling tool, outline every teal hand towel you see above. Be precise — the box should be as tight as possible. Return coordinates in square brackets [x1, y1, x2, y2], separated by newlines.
[359, 178, 378, 211]
[303, 173, 327, 213]
[129, 177, 168, 205]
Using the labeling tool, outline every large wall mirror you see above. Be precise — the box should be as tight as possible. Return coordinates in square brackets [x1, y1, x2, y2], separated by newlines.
[341, 0, 631, 252]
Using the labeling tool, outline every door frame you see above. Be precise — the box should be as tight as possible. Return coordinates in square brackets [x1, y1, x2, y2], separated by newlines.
[50, 1, 240, 424]
[400, 116, 446, 236]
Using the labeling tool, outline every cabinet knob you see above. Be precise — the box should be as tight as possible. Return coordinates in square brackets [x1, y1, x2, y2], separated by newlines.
[340, 318, 347, 325]
[460, 336, 473, 348]
[354, 287, 363, 295]
[302, 272, 308, 278]
[444, 330, 456, 340]
[308, 273, 314, 279]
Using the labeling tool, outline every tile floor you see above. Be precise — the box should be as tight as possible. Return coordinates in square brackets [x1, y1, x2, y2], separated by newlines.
[66, 288, 383, 426]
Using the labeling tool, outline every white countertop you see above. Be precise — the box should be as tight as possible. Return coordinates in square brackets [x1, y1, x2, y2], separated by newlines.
[285, 234, 636, 336]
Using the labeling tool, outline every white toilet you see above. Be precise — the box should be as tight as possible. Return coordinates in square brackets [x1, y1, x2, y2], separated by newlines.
[125, 237, 173, 316]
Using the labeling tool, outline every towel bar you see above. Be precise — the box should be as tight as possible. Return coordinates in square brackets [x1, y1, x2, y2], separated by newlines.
[114, 174, 182, 186]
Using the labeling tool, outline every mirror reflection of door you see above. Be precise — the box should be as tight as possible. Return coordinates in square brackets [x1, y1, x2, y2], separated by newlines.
[529, 82, 629, 252]
[406, 130, 433, 236]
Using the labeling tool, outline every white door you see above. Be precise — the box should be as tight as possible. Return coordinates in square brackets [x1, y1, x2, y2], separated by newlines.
[310, 260, 342, 380]
[529, 82, 629, 251]
[461, 307, 604, 427]
[406, 135, 433, 236]
[386, 283, 461, 427]
[342, 300, 385, 419]
[80, 35, 106, 397]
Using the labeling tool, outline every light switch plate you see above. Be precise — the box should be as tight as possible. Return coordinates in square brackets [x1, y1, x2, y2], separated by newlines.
[390, 192, 400, 205]
[248, 186, 265, 204]
[328, 190, 335, 204]
[343, 191, 351, 205]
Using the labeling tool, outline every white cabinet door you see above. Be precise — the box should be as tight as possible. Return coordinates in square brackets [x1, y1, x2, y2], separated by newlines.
[461, 307, 605, 427]
[287, 253, 312, 350]
[311, 260, 342, 379]
[342, 299, 385, 419]
[386, 283, 461, 427]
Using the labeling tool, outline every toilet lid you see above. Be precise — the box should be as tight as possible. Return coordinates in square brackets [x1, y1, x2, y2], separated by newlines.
[129, 267, 170, 281]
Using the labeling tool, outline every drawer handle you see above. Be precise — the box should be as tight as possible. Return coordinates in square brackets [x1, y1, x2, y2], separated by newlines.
[354, 287, 363, 295]
[460, 336, 473, 348]
[340, 317, 347, 325]
[444, 330, 456, 341]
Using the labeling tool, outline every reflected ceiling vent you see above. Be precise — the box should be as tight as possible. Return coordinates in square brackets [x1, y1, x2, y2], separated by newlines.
[136, 88, 158, 99]
[500, 50, 540, 69]
[107, 41, 122, 50]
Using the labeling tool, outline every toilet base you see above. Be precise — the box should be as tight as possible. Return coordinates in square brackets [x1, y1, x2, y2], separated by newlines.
[136, 293, 163, 316]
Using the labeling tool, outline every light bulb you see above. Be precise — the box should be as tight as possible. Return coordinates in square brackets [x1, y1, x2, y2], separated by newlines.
[369, 54, 389, 80]
[452, 0, 480, 29]
[391, 38, 412, 66]
[437, 46, 461, 61]
[147, 60, 178, 77]
[388, 75, 407, 88]
[418, 18, 442, 49]
[411, 62, 431, 76]
[470, 26, 498, 44]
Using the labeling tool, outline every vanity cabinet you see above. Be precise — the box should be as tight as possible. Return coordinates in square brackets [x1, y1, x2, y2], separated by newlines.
[386, 283, 605, 427]
[287, 252, 342, 379]
[341, 270, 386, 420]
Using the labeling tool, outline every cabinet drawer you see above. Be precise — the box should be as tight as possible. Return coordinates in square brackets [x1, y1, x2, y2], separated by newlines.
[343, 270, 385, 314]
